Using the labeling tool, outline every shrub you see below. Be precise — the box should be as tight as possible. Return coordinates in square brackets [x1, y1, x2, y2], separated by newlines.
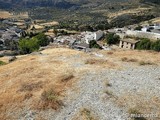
[81, 108, 95, 120]
[38, 88, 63, 110]
[151, 40, 160, 52]
[136, 39, 160, 52]
[18, 33, 49, 54]
[106, 33, 120, 45]
[60, 73, 74, 82]
[0, 61, 6, 66]
[121, 57, 138, 62]
[18, 38, 40, 54]
[89, 40, 102, 49]
[34, 33, 49, 46]
[139, 61, 156, 66]
[136, 38, 152, 50]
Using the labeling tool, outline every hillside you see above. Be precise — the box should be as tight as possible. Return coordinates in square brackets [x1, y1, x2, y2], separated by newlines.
[0, 48, 160, 120]
[1, 0, 160, 9]
[0, 0, 133, 9]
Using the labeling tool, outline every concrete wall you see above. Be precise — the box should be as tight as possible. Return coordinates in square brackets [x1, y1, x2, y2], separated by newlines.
[85, 31, 103, 44]
[95, 31, 103, 41]
[126, 30, 160, 41]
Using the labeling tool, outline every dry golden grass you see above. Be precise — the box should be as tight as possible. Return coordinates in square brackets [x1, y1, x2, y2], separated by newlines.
[85, 58, 117, 68]
[80, 108, 96, 120]
[116, 93, 160, 120]
[0, 10, 28, 19]
[18, 81, 43, 92]
[36, 87, 64, 110]
[0, 48, 159, 119]
[40, 21, 59, 26]
[60, 72, 74, 82]
[101, 50, 160, 66]
[0, 11, 12, 18]
[72, 108, 97, 120]
[121, 57, 138, 62]
[0, 48, 79, 118]
[139, 60, 156, 66]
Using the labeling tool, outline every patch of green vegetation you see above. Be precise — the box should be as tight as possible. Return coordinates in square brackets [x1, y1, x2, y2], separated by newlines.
[106, 33, 120, 45]
[18, 33, 49, 54]
[0, 61, 6, 66]
[136, 38, 160, 52]
[89, 40, 102, 49]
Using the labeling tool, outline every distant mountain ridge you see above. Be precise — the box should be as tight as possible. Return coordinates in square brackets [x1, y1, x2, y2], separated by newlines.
[0, 0, 137, 9]
[0, 0, 159, 10]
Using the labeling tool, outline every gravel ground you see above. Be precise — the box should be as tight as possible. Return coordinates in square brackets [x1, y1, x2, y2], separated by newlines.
[38, 53, 160, 120]
[3, 50, 159, 120]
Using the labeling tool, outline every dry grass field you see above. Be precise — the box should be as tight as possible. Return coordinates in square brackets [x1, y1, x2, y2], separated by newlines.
[0, 11, 12, 19]
[0, 48, 159, 119]
[0, 10, 28, 19]
[107, 7, 152, 21]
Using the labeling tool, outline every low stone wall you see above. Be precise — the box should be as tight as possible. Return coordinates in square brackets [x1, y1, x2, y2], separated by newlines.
[126, 30, 160, 41]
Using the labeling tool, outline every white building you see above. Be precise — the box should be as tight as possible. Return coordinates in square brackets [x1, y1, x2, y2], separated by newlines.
[141, 24, 160, 32]
[82, 30, 104, 44]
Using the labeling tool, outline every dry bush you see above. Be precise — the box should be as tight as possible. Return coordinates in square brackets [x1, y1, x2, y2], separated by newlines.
[37, 88, 64, 110]
[81, 108, 96, 120]
[24, 92, 33, 100]
[121, 57, 138, 62]
[139, 61, 156, 66]
[85, 59, 108, 65]
[105, 80, 112, 87]
[116, 93, 160, 120]
[107, 51, 114, 55]
[85, 58, 117, 69]
[85, 59, 107, 65]
[19, 81, 43, 92]
[60, 72, 74, 82]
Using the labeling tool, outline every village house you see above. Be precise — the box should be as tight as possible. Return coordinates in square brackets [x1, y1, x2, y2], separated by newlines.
[119, 39, 139, 49]
[81, 30, 104, 44]
[0, 26, 24, 50]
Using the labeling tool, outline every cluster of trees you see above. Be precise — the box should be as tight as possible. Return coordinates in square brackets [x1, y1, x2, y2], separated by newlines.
[136, 38, 160, 52]
[18, 33, 49, 54]
[105, 33, 120, 45]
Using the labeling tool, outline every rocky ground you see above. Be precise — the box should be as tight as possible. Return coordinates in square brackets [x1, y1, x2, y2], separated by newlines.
[0, 48, 160, 120]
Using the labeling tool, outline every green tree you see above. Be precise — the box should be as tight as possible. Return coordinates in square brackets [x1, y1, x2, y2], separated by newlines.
[106, 33, 120, 45]
[18, 38, 40, 54]
[151, 40, 160, 52]
[89, 40, 101, 49]
[136, 38, 152, 50]
[34, 33, 49, 46]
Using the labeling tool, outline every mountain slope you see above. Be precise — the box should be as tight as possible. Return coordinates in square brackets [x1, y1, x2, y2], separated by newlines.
[0, 0, 134, 9]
